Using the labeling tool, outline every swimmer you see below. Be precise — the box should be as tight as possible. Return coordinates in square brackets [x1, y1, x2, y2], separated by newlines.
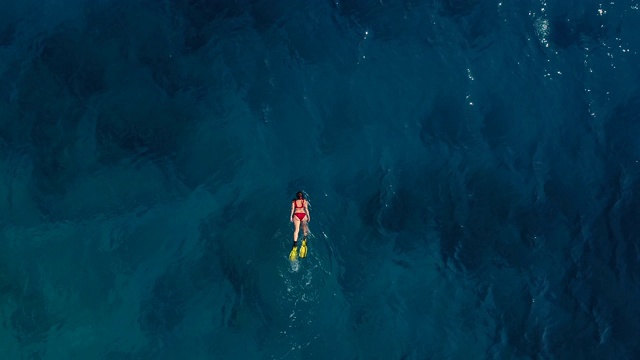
[289, 191, 310, 257]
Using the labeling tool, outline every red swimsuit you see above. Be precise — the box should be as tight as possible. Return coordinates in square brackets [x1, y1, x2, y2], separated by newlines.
[293, 200, 307, 220]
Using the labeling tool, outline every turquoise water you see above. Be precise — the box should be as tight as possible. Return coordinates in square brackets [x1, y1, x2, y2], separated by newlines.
[1, 0, 640, 359]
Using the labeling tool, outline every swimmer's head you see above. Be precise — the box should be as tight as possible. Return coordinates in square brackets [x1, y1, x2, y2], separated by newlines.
[296, 191, 304, 199]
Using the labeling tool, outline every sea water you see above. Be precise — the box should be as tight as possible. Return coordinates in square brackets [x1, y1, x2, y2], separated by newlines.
[1, 0, 640, 359]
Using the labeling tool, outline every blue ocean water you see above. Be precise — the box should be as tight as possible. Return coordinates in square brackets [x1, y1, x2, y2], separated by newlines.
[1, 0, 640, 358]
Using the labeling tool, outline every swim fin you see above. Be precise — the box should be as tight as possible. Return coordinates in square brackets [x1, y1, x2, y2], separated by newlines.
[289, 245, 298, 261]
[299, 238, 307, 258]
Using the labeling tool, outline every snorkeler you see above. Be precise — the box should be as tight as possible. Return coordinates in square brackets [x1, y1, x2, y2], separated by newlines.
[289, 191, 310, 260]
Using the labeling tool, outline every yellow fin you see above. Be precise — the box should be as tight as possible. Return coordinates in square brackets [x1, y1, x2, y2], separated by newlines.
[299, 239, 307, 258]
[289, 247, 298, 261]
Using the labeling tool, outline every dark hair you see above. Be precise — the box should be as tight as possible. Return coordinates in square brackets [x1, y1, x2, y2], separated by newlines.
[296, 191, 304, 199]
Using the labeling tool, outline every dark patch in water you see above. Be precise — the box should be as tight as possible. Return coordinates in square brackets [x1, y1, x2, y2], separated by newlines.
[604, 96, 640, 166]
[420, 92, 474, 148]
[37, 27, 107, 98]
[438, 0, 479, 18]
[175, 0, 248, 52]
[0, 23, 16, 46]
[548, 13, 611, 49]
[139, 269, 189, 334]
[11, 291, 52, 344]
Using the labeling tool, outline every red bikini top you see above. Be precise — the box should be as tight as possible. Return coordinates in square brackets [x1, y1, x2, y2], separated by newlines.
[294, 199, 305, 208]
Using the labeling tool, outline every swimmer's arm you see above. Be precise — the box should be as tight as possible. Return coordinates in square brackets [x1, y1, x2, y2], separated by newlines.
[305, 201, 310, 221]
[289, 202, 294, 221]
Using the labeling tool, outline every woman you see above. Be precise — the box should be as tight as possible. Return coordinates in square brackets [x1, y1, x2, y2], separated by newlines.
[289, 191, 310, 259]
